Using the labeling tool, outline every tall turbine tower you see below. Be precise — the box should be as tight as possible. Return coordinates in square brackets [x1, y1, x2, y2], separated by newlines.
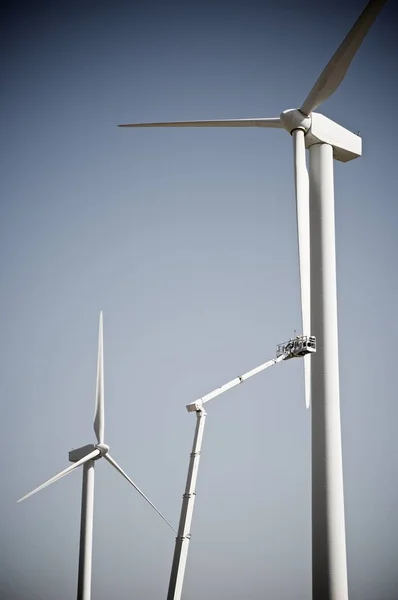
[18, 312, 176, 600]
[117, 1, 388, 598]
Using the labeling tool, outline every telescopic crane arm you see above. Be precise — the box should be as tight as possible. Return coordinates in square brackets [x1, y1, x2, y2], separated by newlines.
[186, 334, 315, 413]
[167, 335, 316, 600]
[186, 353, 287, 413]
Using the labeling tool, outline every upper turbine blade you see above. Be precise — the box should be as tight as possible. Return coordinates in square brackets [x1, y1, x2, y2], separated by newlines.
[300, 0, 387, 116]
[93, 312, 105, 445]
[118, 118, 282, 129]
[17, 449, 100, 503]
[292, 129, 311, 409]
[104, 453, 177, 533]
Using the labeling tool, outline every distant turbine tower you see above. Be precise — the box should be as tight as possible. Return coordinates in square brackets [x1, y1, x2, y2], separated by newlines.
[18, 312, 176, 600]
[117, 1, 387, 597]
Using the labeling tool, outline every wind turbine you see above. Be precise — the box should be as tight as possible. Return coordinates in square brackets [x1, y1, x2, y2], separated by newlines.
[18, 312, 176, 600]
[117, 1, 387, 598]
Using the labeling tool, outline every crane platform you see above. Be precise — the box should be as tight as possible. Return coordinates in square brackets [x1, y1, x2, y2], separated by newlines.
[276, 335, 316, 360]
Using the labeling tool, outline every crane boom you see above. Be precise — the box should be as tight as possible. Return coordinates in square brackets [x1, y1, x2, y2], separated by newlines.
[186, 354, 287, 412]
[168, 335, 316, 600]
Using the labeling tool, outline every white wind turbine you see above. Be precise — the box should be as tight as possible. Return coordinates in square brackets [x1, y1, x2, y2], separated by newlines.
[118, 1, 387, 598]
[18, 312, 176, 600]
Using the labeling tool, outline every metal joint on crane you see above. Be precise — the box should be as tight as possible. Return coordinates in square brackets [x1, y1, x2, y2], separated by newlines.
[189, 450, 201, 458]
[186, 399, 205, 413]
[175, 533, 191, 542]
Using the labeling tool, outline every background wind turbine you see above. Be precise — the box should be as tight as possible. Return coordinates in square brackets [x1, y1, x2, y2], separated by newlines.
[118, 1, 387, 598]
[17, 312, 176, 600]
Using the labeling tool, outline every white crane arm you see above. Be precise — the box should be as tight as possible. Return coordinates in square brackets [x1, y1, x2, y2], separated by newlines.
[186, 353, 287, 413]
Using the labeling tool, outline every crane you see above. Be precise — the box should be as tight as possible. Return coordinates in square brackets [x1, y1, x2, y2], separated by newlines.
[167, 335, 316, 600]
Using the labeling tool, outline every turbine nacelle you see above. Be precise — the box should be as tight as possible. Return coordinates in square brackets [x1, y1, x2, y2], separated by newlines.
[281, 109, 362, 162]
[69, 444, 98, 463]
[68, 444, 109, 463]
[306, 113, 362, 162]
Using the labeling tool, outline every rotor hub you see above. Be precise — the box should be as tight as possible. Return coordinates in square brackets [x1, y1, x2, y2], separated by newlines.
[280, 109, 311, 135]
[96, 443, 110, 457]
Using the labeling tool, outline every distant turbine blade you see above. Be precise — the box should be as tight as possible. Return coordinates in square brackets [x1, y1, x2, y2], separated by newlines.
[292, 129, 311, 410]
[118, 118, 282, 129]
[300, 0, 387, 115]
[93, 312, 105, 445]
[17, 449, 100, 503]
[104, 454, 177, 533]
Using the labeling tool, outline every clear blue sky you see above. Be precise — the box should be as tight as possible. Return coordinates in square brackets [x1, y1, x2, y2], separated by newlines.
[1, 1, 397, 599]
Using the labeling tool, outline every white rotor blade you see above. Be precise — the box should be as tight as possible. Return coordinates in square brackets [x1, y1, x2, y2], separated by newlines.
[300, 0, 387, 116]
[104, 453, 176, 533]
[303, 355, 311, 410]
[17, 449, 100, 503]
[118, 117, 282, 128]
[293, 129, 311, 409]
[93, 311, 105, 445]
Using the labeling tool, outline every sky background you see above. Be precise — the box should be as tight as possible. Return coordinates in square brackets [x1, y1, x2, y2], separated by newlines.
[1, 1, 397, 599]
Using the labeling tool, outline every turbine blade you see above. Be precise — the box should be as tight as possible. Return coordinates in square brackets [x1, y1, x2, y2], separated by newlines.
[293, 129, 311, 409]
[104, 454, 176, 533]
[17, 449, 100, 503]
[118, 117, 282, 129]
[300, 0, 387, 115]
[304, 354, 311, 410]
[93, 312, 105, 445]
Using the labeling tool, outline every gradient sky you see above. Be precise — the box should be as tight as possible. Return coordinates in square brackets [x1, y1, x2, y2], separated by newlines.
[1, 1, 397, 599]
